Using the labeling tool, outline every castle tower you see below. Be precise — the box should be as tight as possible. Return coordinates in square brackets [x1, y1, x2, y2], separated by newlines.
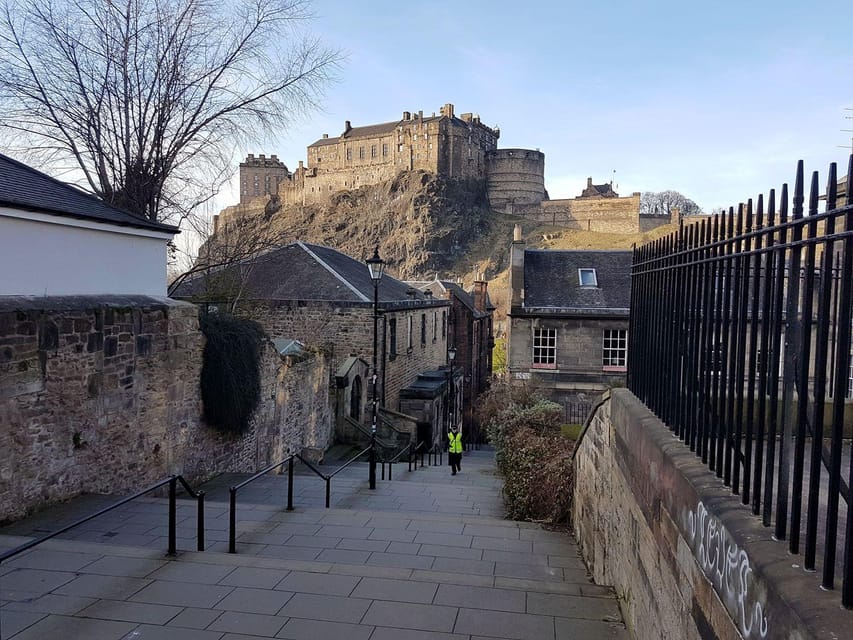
[239, 154, 290, 204]
[485, 149, 546, 213]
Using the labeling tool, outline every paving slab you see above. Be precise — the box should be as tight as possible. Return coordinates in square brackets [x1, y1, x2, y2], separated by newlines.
[0, 448, 629, 640]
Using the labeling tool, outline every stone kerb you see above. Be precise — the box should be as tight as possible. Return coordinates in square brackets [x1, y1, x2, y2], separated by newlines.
[573, 388, 846, 640]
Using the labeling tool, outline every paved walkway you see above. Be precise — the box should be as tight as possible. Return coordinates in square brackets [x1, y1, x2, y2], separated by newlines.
[0, 448, 629, 639]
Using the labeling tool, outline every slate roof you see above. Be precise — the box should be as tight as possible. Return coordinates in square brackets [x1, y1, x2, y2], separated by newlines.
[0, 153, 178, 234]
[523, 250, 632, 313]
[409, 280, 492, 318]
[174, 241, 442, 305]
[309, 116, 443, 147]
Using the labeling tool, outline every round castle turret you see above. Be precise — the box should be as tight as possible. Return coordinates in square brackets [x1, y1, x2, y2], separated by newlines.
[485, 149, 546, 212]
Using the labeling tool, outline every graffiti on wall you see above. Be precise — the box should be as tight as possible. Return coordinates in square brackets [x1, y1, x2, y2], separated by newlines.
[686, 501, 769, 638]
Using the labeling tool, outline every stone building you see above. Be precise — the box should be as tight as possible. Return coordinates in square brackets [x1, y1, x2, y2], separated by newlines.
[172, 241, 454, 450]
[411, 278, 495, 443]
[239, 154, 290, 202]
[238, 103, 500, 207]
[506, 226, 632, 409]
[226, 102, 675, 235]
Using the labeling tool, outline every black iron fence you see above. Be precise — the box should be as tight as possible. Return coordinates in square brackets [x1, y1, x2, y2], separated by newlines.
[629, 156, 853, 606]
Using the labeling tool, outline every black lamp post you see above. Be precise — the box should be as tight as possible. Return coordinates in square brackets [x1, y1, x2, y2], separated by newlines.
[366, 248, 385, 490]
[447, 345, 457, 436]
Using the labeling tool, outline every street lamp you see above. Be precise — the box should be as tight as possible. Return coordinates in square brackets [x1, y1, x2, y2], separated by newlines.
[366, 248, 385, 490]
[447, 345, 457, 435]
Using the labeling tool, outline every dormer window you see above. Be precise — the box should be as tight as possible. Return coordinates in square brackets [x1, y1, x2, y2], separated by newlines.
[579, 268, 598, 287]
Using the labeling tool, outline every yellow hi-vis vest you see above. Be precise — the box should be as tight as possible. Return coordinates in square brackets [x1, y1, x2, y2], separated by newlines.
[448, 431, 463, 454]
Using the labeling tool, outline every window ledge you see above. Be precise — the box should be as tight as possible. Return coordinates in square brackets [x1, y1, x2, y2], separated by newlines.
[602, 365, 627, 373]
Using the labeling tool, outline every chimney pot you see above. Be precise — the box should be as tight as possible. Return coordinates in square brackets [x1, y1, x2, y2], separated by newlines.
[513, 224, 522, 242]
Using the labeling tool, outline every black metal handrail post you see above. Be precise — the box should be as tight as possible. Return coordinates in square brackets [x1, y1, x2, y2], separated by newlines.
[168, 477, 177, 556]
[287, 457, 295, 511]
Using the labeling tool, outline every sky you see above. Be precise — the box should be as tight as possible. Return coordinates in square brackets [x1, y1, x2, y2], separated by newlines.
[229, 0, 853, 215]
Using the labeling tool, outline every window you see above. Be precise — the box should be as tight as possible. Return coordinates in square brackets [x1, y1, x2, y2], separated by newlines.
[389, 319, 397, 358]
[407, 316, 413, 350]
[579, 268, 598, 287]
[359, 146, 365, 159]
[603, 329, 628, 369]
[382, 143, 388, 157]
[433, 311, 437, 341]
[421, 314, 427, 346]
[346, 147, 352, 161]
[441, 311, 447, 338]
[371, 144, 377, 158]
[532, 328, 557, 368]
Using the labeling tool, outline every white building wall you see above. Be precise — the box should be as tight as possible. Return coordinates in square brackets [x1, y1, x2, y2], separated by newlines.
[0, 208, 172, 296]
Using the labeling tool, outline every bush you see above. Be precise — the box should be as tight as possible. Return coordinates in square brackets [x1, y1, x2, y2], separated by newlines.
[199, 313, 266, 435]
[477, 381, 574, 523]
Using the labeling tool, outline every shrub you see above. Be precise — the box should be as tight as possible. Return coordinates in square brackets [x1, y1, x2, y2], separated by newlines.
[477, 381, 574, 523]
[199, 313, 266, 435]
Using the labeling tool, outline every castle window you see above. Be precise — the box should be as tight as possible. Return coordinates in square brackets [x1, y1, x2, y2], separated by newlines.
[371, 144, 377, 158]
[359, 147, 365, 159]
[420, 314, 426, 346]
[382, 143, 388, 157]
[398, 144, 403, 152]
[346, 147, 352, 161]
[413, 134, 417, 141]
[429, 143, 433, 149]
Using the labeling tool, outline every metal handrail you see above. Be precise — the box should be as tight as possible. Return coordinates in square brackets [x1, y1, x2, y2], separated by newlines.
[228, 446, 373, 553]
[409, 440, 428, 472]
[0, 475, 205, 563]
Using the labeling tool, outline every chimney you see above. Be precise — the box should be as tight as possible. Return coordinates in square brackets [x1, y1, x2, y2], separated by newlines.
[322, 133, 328, 139]
[441, 103, 455, 118]
[213, 214, 220, 234]
[418, 110, 423, 119]
[402, 111, 411, 120]
[473, 280, 488, 313]
[587, 177, 593, 188]
[510, 225, 525, 309]
[259, 154, 265, 159]
[344, 120, 351, 133]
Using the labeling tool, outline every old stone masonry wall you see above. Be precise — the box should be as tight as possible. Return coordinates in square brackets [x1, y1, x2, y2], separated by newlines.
[0, 296, 330, 522]
[573, 389, 846, 640]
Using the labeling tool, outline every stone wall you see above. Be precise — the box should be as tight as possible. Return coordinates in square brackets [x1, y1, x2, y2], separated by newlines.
[574, 389, 846, 640]
[239, 300, 448, 415]
[0, 296, 330, 522]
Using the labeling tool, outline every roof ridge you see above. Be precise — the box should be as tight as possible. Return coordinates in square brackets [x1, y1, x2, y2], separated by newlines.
[0, 153, 178, 232]
[296, 241, 370, 303]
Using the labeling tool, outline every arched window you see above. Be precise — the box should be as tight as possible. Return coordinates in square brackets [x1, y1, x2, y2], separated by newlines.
[350, 376, 362, 420]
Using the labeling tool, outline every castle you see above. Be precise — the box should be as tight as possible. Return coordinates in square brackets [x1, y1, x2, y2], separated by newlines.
[228, 102, 676, 234]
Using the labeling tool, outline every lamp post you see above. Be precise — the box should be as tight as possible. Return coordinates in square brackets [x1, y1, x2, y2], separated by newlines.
[366, 248, 385, 490]
[447, 345, 457, 436]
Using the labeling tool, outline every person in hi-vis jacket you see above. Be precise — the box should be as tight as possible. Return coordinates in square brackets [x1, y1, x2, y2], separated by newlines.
[448, 426, 463, 475]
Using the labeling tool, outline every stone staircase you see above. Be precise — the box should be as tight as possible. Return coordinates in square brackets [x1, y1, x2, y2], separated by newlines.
[0, 449, 630, 639]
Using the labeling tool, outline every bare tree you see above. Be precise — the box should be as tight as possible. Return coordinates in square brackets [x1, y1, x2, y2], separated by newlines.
[640, 190, 703, 217]
[0, 0, 339, 224]
[168, 209, 291, 312]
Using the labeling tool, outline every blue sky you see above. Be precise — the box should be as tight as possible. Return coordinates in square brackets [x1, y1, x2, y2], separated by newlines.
[239, 0, 853, 213]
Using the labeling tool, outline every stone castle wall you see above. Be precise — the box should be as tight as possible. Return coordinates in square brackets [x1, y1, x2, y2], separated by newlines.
[0, 296, 329, 522]
[485, 149, 546, 209]
[574, 389, 844, 639]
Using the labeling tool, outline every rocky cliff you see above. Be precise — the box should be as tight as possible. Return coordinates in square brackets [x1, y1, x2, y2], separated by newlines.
[211, 170, 516, 282]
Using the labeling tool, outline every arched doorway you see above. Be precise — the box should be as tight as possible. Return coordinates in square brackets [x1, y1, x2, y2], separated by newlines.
[350, 375, 362, 421]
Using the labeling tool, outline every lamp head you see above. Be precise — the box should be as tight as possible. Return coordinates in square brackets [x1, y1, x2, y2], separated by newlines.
[366, 247, 385, 282]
